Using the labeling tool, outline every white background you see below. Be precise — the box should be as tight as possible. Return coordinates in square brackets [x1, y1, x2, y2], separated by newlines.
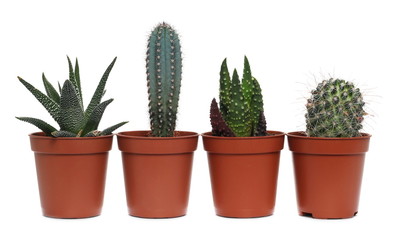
[1, 0, 398, 239]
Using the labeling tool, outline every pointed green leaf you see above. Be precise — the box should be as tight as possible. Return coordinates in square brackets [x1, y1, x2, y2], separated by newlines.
[42, 73, 60, 103]
[101, 121, 128, 136]
[59, 80, 85, 133]
[16, 117, 57, 136]
[219, 58, 231, 118]
[58, 81, 62, 94]
[81, 99, 113, 136]
[85, 57, 117, 117]
[67, 56, 83, 107]
[231, 69, 241, 98]
[242, 56, 254, 107]
[84, 130, 102, 137]
[226, 69, 251, 137]
[51, 130, 77, 137]
[18, 76, 60, 123]
[74, 58, 82, 102]
[67, 56, 76, 84]
[250, 77, 264, 134]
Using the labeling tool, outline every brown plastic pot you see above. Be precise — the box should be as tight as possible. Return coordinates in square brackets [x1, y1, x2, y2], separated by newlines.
[117, 131, 199, 218]
[202, 131, 285, 218]
[29, 132, 112, 218]
[287, 131, 371, 219]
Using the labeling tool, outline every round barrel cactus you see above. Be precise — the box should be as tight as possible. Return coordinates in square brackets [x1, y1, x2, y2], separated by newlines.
[306, 78, 366, 138]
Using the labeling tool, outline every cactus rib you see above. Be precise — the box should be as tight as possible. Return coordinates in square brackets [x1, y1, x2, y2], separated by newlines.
[146, 23, 182, 137]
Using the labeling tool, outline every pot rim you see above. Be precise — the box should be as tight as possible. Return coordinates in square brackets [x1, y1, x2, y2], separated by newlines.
[29, 132, 114, 140]
[117, 130, 199, 140]
[287, 131, 371, 140]
[201, 130, 285, 140]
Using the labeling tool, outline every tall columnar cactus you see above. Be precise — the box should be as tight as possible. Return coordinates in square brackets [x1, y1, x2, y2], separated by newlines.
[210, 56, 267, 137]
[305, 78, 366, 138]
[16, 56, 128, 137]
[146, 23, 182, 137]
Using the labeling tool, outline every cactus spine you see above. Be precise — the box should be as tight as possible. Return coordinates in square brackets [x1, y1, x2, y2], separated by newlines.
[306, 78, 366, 138]
[210, 57, 267, 137]
[146, 23, 182, 137]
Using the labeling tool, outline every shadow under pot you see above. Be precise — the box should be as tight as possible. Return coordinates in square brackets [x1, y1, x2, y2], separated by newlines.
[117, 131, 199, 218]
[287, 131, 371, 219]
[202, 131, 285, 218]
[29, 132, 112, 219]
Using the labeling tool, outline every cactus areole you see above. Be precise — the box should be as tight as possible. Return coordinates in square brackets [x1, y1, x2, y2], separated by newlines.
[210, 57, 267, 137]
[146, 23, 182, 137]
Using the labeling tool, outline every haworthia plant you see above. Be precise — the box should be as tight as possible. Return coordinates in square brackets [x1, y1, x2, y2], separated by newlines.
[305, 78, 366, 137]
[146, 22, 182, 137]
[210, 56, 267, 137]
[16, 56, 128, 137]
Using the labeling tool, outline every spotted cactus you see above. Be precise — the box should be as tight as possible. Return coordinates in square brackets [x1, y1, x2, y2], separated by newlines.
[210, 57, 267, 137]
[306, 78, 366, 137]
[146, 23, 182, 137]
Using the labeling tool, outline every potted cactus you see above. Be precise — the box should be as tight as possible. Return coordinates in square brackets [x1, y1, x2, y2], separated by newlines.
[287, 78, 371, 219]
[17, 56, 127, 218]
[117, 23, 199, 218]
[202, 57, 285, 218]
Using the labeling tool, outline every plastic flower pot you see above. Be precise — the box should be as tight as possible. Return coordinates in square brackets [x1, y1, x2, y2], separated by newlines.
[287, 131, 371, 219]
[117, 131, 199, 218]
[202, 131, 285, 218]
[29, 132, 112, 218]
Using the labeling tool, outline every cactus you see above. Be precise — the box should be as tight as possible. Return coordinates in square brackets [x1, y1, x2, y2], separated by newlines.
[16, 56, 128, 137]
[305, 78, 366, 138]
[210, 57, 267, 137]
[146, 23, 182, 137]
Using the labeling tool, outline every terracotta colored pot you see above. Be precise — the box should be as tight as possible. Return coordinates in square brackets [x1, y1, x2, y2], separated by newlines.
[29, 132, 112, 218]
[202, 131, 285, 218]
[287, 131, 371, 219]
[117, 131, 199, 218]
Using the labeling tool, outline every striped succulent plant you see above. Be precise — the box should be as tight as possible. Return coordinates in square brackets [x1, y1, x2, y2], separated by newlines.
[16, 56, 128, 137]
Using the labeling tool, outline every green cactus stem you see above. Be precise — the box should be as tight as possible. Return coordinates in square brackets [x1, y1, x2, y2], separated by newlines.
[219, 58, 231, 119]
[146, 22, 182, 137]
[306, 78, 366, 137]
